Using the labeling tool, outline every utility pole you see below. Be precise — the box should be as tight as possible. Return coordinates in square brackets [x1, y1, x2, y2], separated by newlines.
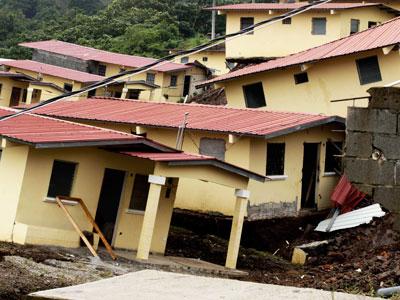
[211, 0, 216, 39]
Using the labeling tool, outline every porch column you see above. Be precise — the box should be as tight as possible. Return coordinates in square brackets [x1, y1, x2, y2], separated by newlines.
[136, 175, 166, 260]
[26, 88, 34, 105]
[121, 87, 129, 99]
[225, 189, 250, 269]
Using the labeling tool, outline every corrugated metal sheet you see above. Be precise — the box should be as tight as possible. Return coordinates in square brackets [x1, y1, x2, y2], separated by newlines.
[0, 108, 141, 145]
[120, 152, 211, 161]
[208, 3, 386, 11]
[1, 60, 104, 83]
[315, 204, 385, 232]
[202, 16, 400, 86]
[20, 40, 190, 73]
[35, 98, 343, 137]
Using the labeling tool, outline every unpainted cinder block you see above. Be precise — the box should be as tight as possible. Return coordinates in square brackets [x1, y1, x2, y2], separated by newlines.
[347, 107, 397, 134]
[368, 87, 400, 111]
[346, 131, 372, 158]
[373, 134, 400, 160]
[374, 187, 400, 213]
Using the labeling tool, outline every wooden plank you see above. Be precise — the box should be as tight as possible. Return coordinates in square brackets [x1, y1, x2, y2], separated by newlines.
[55, 196, 98, 258]
[78, 198, 117, 260]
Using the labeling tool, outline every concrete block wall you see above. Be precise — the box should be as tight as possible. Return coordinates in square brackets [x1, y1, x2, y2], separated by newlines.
[32, 50, 91, 73]
[344, 87, 400, 226]
[247, 199, 297, 221]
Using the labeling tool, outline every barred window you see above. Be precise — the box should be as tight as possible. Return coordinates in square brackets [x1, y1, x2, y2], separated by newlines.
[266, 143, 285, 176]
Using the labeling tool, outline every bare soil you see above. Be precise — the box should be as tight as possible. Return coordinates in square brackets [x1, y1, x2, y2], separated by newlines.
[166, 210, 400, 296]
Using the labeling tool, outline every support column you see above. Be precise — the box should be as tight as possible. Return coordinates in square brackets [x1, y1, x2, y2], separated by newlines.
[26, 88, 34, 105]
[136, 175, 166, 260]
[225, 189, 250, 269]
[121, 87, 129, 99]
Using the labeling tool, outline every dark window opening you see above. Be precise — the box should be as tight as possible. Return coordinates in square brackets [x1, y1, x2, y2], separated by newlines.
[199, 138, 226, 161]
[202, 57, 208, 62]
[146, 73, 156, 84]
[21, 89, 27, 103]
[47, 160, 77, 198]
[240, 17, 254, 34]
[266, 143, 285, 176]
[325, 141, 343, 173]
[294, 72, 309, 84]
[64, 83, 73, 92]
[356, 56, 382, 85]
[127, 89, 141, 99]
[180, 56, 189, 64]
[368, 21, 377, 28]
[312, 18, 326, 35]
[282, 18, 292, 25]
[88, 89, 96, 98]
[243, 82, 266, 108]
[119, 68, 126, 73]
[129, 174, 150, 211]
[165, 178, 174, 199]
[98, 64, 107, 76]
[350, 19, 360, 34]
[0, 84, 2, 96]
[170, 75, 178, 87]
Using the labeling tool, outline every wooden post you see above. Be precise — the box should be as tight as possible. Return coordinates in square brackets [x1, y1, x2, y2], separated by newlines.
[55, 197, 98, 258]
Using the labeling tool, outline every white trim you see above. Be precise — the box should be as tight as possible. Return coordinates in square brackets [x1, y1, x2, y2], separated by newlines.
[43, 197, 78, 206]
[148, 175, 166, 186]
[125, 209, 145, 215]
[267, 175, 288, 181]
[323, 172, 338, 177]
[235, 189, 250, 199]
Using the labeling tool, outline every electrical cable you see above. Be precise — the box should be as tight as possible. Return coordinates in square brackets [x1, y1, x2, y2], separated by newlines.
[0, 0, 333, 122]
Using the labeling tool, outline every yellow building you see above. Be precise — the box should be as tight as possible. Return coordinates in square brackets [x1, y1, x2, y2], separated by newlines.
[172, 43, 231, 76]
[20, 40, 210, 102]
[209, 2, 398, 61]
[199, 17, 400, 118]
[35, 98, 345, 217]
[0, 60, 105, 106]
[0, 107, 264, 269]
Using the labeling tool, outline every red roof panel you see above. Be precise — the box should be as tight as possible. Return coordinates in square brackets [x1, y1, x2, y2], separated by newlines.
[1, 60, 104, 83]
[201, 16, 400, 86]
[208, 2, 394, 11]
[0, 107, 142, 145]
[35, 98, 342, 138]
[20, 40, 190, 73]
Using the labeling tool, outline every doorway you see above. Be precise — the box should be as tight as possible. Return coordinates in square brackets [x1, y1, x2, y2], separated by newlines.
[95, 168, 126, 245]
[301, 143, 320, 209]
[183, 75, 191, 96]
[10, 87, 22, 107]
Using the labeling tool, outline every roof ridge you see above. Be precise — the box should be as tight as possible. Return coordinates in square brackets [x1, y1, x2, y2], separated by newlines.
[25, 111, 142, 138]
[88, 96, 329, 117]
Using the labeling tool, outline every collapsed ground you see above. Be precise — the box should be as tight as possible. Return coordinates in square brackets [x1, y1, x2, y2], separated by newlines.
[0, 209, 398, 299]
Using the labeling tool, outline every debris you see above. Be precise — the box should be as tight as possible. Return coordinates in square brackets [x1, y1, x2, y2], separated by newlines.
[377, 286, 400, 298]
[291, 240, 331, 265]
[315, 204, 385, 232]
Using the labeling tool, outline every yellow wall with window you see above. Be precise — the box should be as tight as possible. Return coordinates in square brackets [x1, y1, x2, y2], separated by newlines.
[223, 7, 396, 59]
[219, 49, 399, 117]
[178, 51, 230, 75]
[0, 77, 29, 107]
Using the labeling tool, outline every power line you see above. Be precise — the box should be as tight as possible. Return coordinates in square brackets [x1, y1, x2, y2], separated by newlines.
[0, 0, 333, 122]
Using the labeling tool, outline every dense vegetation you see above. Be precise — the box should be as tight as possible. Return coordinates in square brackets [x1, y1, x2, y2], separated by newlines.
[0, 0, 252, 59]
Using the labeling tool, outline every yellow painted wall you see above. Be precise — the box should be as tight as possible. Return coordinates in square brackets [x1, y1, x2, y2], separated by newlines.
[221, 48, 400, 117]
[87, 121, 344, 216]
[181, 51, 230, 75]
[97, 62, 206, 102]
[0, 77, 29, 106]
[7, 146, 181, 253]
[224, 7, 395, 59]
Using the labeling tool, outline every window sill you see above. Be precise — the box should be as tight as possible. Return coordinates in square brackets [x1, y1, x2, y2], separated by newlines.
[267, 175, 288, 181]
[125, 209, 145, 215]
[168, 86, 178, 89]
[323, 172, 338, 177]
[43, 197, 78, 206]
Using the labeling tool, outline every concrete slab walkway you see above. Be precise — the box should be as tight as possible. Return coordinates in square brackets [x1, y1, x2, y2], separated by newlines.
[29, 270, 380, 300]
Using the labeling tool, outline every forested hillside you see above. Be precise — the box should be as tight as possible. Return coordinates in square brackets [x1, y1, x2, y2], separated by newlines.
[0, 0, 246, 59]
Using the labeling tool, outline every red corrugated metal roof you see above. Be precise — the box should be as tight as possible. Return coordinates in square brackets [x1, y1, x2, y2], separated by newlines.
[207, 2, 394, 11]
[35, 98, 343, 138]
[120, 152, 212, 161]
[1, 60, 105, 83]
[201, 16, 400, 86]
[0, 107, 142, 146]
[19, 40, 190, 73]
